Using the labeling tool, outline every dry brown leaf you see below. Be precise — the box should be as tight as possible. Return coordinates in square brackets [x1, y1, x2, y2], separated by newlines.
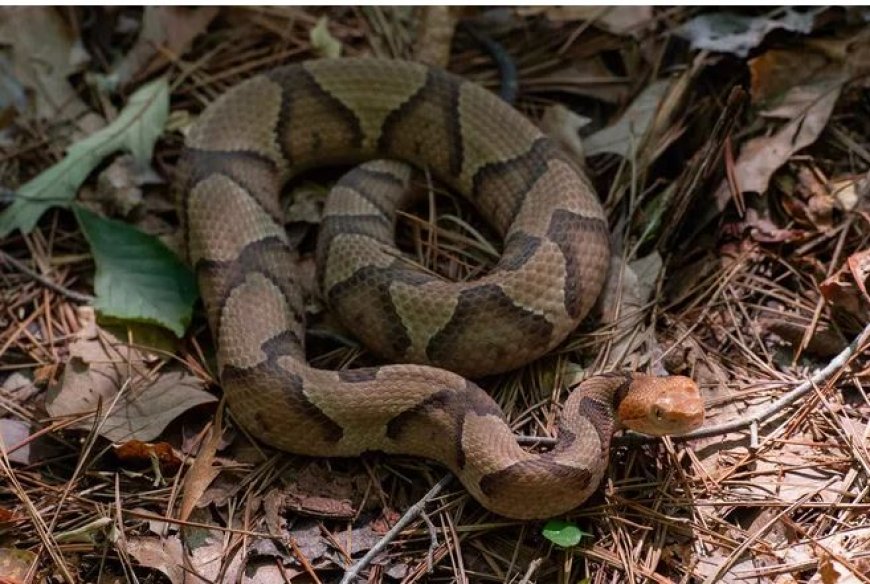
[0, 419, 30, 465]
[584, 79, 672, 157]
[86, 154, 163, 218]
[0, 548, 37, 584]
[48, 365, 215, 443]
[532, 56, 629, 104]
[820, 249, 870, 323]
[0, 7, 100, 128]
[0, 373, 39, 404]
[124, 536, 184, 584]
[281, 462, 363, 519]
[830, 173, 869, 212]
[780, 527, 870, 584]
[752, 443, 845, 504]
[184, 527, 241, 583]
[714, 62, 845, 211]
[736, 207, 801, 244]
[517, 6, 652, 36]
[762, 72, 845, 121]
[749, 48, 831, 106]
[764, 319, 848, 358]
[178, 405, 223, 523]
[110, 7, 219, 86]
[242, 563, 296, 584]
[46, 328, 215, 442]
[777, 166, 837, 231]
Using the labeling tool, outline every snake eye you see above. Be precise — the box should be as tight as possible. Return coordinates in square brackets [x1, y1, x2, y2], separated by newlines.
[653, 406, 663, 420]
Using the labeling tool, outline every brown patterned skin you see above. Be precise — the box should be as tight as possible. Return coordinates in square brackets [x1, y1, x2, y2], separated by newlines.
[178, 58, 705, 519]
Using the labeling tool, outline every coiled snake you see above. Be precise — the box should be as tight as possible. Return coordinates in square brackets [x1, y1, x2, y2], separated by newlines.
[177, 58, 704, 519]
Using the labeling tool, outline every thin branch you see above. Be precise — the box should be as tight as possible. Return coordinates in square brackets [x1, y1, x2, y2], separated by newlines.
[0, 250, 94, 303]
[340, 475, 452, 584]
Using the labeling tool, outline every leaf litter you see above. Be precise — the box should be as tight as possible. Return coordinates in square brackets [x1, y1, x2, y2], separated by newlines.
[0, 6, 869, 584]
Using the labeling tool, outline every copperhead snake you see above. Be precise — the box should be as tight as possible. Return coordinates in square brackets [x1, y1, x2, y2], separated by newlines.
[177, 58, 705, 519]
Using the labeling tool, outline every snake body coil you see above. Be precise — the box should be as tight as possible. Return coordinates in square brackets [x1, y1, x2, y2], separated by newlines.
[178, 59, 703, 519]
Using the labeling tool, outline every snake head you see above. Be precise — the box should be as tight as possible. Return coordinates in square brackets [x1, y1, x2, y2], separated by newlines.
[618, 375, 705, 436]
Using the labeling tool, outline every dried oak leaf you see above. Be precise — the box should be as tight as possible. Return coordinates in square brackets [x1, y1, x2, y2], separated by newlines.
[46, 329, 216, 443]
[820, 249, 870, 324]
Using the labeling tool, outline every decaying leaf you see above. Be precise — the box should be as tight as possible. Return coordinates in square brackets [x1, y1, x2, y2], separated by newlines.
[276, 462, 363, 519]
[178, 406, 223, 523]
[764, 319, 848, 358]
[124, 536, 185, 584]
[0, 419, 29, 465]
[0, 548, 37, 584]
[88, 154, 163, 218]
[748, 48, 833, 108]
[713, 72, 844, 208]
[820, 248, 870, 324]
[532, 57, 630, 104]
[676, 9, 820, 57]
[0, 372, 39, 404]
[0, 7, 94, 122]
[517, 6, 652, 36]
[45, 327, 215, 443]
[779, 526, 870, 584]
[107, 7, 219, 88]
[0, 76, 169, 237]
[584, 79, 672, 158]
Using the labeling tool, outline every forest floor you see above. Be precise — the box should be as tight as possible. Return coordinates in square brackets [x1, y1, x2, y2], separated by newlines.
[1, 6, 869, 584]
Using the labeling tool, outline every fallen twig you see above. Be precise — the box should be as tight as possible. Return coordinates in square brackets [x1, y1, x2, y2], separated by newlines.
[0, 250, 94, 303]
[340, 475, 452, 584]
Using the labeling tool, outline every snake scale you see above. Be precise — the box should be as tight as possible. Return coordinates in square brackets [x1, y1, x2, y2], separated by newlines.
[177, 58, 704, 519]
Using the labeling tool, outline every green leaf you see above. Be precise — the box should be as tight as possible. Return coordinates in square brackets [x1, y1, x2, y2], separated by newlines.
[0, 77, 169, 237]
[542, 520, 591, 548]
[74, 206, 197, 336]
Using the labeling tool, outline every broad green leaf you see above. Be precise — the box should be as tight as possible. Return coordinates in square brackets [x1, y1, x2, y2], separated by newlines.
[542, 520, 591, 548]
[0, 77, 169, 237]
[74, 205, 197, 336]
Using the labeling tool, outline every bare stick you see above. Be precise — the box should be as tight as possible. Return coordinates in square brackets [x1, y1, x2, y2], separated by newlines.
[419, 510, 438, 573]
[1, 250, 94, 304]
[518, 558, 544, 584]
[340, 475, 452, 584]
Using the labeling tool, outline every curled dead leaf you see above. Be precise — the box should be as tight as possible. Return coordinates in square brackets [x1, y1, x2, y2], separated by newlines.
[0, 507, 15, 524]
[178, 404, 224, 523]
[0, 548, 37, 584]
[46, 326, 216, 443]
[0, 419, 30, 465]
[114, 439, 182, 474]
[820, 249, 870, 323]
